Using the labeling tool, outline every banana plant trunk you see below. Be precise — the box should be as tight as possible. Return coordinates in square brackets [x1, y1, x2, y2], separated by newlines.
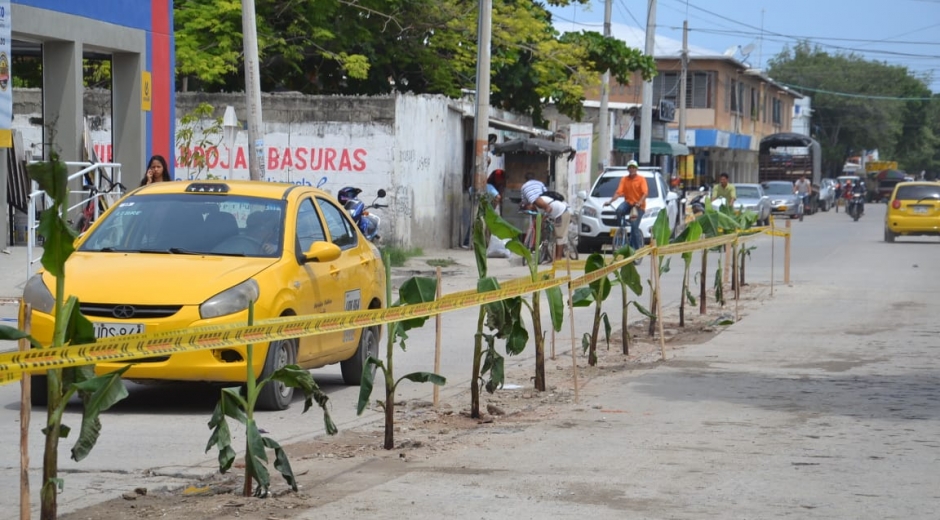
[731, 244, 738, 294]
[589, 303, 601, 366]
[470, 309, 485, 419]
[648, 288, 658, 337]
[532, 295, 545, 391]
[384, 382, 395, 449]
[739, 250, 747, 287]
[40, 370, 63, 520]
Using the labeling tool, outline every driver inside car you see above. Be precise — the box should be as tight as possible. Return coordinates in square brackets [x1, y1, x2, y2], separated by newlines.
[244, 210, 281, 254]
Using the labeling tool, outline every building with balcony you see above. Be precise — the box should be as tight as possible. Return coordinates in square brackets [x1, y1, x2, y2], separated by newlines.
[560, 22, 803, 186]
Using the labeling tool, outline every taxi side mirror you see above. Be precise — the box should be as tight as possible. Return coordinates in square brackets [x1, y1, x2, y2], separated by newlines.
[303, 241, 342, 263]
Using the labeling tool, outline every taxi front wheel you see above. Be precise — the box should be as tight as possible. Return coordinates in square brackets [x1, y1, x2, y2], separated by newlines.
[341, 327, 379, 385]
[256, 338, 297, 411]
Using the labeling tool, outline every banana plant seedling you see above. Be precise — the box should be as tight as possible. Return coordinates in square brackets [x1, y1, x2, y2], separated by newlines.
[356, 254, 445, 448]
[205, 301, 339, 497]
[0, 146, 130, 520]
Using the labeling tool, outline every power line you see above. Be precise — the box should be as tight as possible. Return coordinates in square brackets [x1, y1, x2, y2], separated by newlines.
[777, 82, 937, 101]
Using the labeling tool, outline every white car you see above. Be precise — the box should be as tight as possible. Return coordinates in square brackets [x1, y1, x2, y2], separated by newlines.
[576, 167, 682, 253]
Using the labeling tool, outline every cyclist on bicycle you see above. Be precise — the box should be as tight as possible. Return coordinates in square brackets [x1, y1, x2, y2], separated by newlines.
[602, 160, 648, 254]
[793, 175, 811, 215]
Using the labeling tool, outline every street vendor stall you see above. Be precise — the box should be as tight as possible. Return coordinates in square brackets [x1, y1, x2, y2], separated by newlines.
[491, 137, 575, 230]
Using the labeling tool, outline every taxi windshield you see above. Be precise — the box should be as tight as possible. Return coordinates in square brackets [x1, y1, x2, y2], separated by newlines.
[78, 194, 286, 257]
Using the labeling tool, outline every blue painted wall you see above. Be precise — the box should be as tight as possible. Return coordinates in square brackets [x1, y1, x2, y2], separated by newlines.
[14, 0, 151, 29]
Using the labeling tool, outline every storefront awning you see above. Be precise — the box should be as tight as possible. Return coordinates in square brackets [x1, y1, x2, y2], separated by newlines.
[613, 139, 690, 156]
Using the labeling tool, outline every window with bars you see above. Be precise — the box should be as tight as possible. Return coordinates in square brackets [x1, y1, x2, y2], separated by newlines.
[653, 71, 715, 109]
[750, 88, 760, 120]
[729, 78, 742, 114]
[772, 98, 782, 125]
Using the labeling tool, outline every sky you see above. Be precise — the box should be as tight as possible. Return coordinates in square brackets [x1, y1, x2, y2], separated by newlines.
[549, 0, 940, 93]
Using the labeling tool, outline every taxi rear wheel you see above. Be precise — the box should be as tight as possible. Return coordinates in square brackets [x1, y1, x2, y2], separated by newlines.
[256, 338, 297, 411]
[341, 327, 379, 385]
[884, 227, 896, 243]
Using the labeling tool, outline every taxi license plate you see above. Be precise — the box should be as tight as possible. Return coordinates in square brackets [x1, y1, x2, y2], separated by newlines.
[610, 228, 619, 237]
[93, 322, 145, 338]
[912, 206, 929, 215]
[777, 205, 788, 211]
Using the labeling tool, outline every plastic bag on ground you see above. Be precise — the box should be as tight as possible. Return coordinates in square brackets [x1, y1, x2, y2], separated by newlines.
[486, 235, 511, 258]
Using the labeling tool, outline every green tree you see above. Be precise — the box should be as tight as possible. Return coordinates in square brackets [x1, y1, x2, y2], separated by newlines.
[767, 42, 938, 176]
[173, 0, 656, 122]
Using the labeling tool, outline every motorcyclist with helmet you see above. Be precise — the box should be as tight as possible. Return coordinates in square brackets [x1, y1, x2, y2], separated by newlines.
[851, 180, 867, 216]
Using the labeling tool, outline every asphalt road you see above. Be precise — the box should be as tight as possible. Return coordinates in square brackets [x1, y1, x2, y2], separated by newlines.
[3, 204, 939, 517]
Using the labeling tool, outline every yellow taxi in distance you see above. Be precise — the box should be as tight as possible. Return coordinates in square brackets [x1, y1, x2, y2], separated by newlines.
[884, 181, 940, 243]
[24, 181, 386, 410]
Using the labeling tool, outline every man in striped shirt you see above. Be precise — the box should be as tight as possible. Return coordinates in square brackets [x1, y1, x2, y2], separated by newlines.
[520, 172, 547, 210]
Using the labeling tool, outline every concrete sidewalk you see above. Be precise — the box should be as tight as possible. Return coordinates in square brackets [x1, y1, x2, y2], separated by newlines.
[0, 246, 31, 352]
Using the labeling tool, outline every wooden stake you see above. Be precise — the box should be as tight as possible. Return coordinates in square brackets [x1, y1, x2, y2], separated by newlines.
[550, 267, 556, 360]
[723, 243, 731, 286]
[784, 219, 791, 285]
[433, 267, 442, 408]
[566, 256, 579, 403]
[20, 302, 31, 520]
[733, 239, 740, 322]
[698, 247, 706, 315]
[770, 217, 775, 297]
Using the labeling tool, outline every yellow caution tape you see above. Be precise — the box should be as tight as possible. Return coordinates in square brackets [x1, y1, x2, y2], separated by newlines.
[570, 247, 652, 289]
[657, 234, 736, 256]
[0, 275, 569, 378]
[0, 224, 792, 380]
[0, 371, 22, 386]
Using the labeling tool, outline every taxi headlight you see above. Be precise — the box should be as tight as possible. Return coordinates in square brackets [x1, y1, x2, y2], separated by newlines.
[644, 207, 661, 219]
[581, 206, 597, 218]
[23, 274, 55, 314]
[200, 280, 260, 319]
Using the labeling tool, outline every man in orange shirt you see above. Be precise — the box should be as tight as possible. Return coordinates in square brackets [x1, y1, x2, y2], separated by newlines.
[603, 160, 648, 253]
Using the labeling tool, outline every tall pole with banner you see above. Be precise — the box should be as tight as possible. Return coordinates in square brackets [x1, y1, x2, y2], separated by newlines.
[0, 0, 11, 149]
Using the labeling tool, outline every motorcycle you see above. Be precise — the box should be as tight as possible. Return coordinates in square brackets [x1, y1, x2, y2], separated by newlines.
[344, 188, 388, 241]
[688, 186, 711, 216]
[847, 193, 864, 222]
[686, 185, 724, 217]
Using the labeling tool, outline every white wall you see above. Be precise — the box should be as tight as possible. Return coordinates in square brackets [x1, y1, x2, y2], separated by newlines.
[10, 93, 543, 250]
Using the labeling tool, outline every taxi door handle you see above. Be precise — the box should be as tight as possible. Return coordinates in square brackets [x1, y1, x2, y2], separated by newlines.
[329, 264, 341, 278]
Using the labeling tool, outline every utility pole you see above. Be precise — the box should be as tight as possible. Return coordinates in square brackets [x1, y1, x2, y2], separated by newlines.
[639, 0, 657, 164]
[597, 0, 612, 174]
[472, 0, 493, 196]
[242, 0, 264, 181]
[678, 19, 688, 146]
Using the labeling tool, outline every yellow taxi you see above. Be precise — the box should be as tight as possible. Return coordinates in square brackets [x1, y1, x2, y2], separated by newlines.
[24, 181, 386, 410]
[884, 181, 940, 243]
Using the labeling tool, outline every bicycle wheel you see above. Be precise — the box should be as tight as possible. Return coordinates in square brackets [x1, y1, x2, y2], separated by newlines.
[538, 240, 554, 265]
[567, 236, 579, 260]
[612, 227, 628, 250]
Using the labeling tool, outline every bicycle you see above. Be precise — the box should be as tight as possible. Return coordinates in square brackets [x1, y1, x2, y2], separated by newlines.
[608, 203, 642, 264]
[522, 210, 578, 265]
[75, 168, 125, 233]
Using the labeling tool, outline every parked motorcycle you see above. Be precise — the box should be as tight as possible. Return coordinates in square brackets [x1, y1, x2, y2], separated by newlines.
[847, 193, 864, 222]
[339, 187, 388, 241]
[686, 186, 708, 216]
